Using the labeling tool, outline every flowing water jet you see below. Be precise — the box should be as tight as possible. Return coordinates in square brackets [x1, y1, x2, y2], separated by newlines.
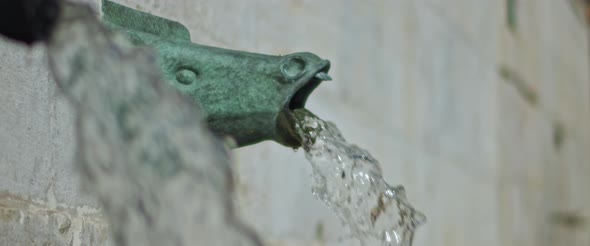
[291, 109, 426, 246]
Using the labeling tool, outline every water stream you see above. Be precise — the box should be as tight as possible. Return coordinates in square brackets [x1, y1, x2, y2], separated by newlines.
[292, 109, 426, 246]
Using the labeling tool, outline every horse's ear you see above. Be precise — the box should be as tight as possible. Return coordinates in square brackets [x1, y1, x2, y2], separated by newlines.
[101, 0, 191, 42]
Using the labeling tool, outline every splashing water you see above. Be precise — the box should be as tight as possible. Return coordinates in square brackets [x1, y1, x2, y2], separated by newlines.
[47, 3, 262, 246]
[291, 109, 426, 246]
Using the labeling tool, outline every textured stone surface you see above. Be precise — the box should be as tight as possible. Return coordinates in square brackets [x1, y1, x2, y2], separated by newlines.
[0, 0, 589, 246]
[0, 194, 109, 245]
[0, 41, 98, 207]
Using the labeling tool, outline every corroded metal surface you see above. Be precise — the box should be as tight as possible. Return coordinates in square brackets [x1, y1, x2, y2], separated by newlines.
[102, 0, 331, 148]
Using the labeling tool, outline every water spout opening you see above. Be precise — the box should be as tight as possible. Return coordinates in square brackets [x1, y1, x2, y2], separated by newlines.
[278, 61, 330, 148]
[288, 64, 330, 111]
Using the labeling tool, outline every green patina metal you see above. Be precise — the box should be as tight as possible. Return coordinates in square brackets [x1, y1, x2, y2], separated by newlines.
[101, 0, 331, 148]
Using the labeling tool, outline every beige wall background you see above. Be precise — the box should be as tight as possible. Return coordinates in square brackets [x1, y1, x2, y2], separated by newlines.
[1, 0, 589, 245]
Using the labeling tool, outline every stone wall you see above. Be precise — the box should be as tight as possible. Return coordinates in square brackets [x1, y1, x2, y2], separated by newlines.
[0, 0, 588, 245]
